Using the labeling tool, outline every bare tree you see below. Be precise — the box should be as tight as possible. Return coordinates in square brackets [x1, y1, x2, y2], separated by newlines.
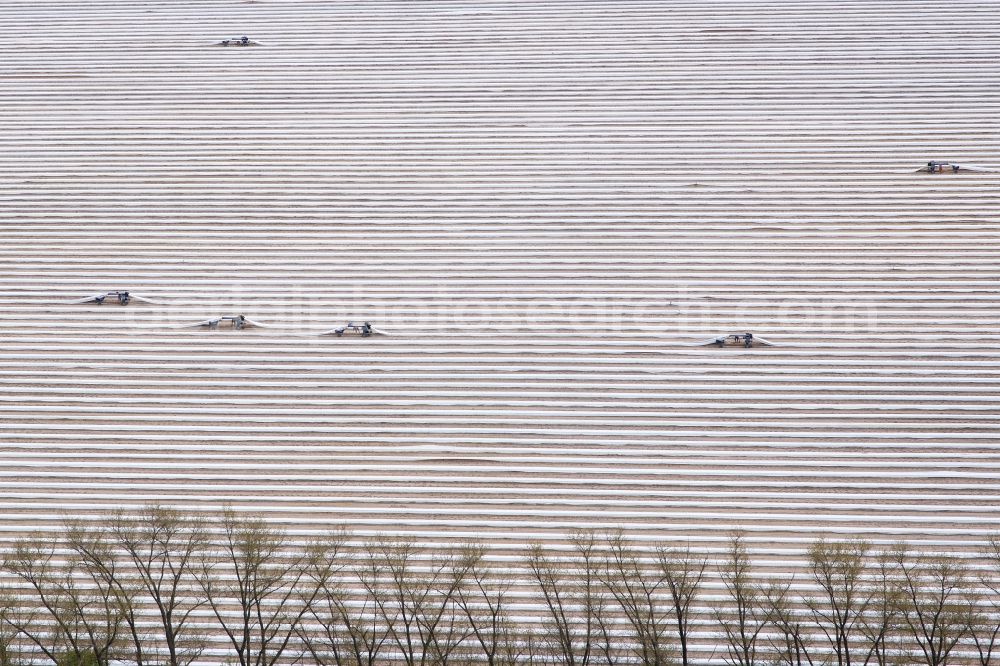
[23, 511, 1000, 666]
[298, 529, 387, 666]
[64, 519, 146, 665]
[197, 509, 327, 666]
[573, 531, 619, 666]
[969, 535, 1000, 666]
[968, 594, 1000, 666]
[526, 532, 612, 666]
[601, 532, 673, 666]
[805, 538, 872, 666]
[0, 585, 21, 666]
[894, 546, 974, 666]
[106, 505, 209, 666]
[715, 531, 767, 666]
[657, 543, 707, 666]
[2, 534, 124, 665]
[857, 546, 905, 666]
[764, 578, 816, 666]
[360, 537, 468, 666]
[452, 543, 523, 666]
[516, 627, 545, 666]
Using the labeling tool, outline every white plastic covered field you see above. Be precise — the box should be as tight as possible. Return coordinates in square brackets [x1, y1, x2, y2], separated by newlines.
[1, 0, 999, 662]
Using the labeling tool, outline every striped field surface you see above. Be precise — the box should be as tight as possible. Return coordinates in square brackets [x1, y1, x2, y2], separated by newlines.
[1, 0, 999, 660]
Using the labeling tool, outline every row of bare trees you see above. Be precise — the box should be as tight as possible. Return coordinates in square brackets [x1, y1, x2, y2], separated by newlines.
[1, 507, 998, 666]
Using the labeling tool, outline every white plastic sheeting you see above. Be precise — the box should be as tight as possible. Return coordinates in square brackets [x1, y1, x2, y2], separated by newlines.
[1, 0, 1000, 662]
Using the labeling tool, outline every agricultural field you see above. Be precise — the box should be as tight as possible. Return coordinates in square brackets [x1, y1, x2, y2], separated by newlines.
[1, 1, 999, 663]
